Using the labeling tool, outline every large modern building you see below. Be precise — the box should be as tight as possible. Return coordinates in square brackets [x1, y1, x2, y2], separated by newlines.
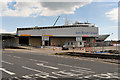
[17, 21, 109, 47]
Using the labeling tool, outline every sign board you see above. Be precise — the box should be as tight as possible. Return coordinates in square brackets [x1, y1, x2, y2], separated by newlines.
[42, 36, 49, 41]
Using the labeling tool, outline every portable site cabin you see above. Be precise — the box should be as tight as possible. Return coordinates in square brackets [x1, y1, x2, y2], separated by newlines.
[64, 41, 85, 48]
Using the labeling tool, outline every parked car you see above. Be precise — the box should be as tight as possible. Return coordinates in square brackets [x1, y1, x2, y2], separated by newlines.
[62, 45, 69, 50]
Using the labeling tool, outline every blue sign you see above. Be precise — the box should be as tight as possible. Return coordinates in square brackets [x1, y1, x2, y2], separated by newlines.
[76, 31, 97, 35]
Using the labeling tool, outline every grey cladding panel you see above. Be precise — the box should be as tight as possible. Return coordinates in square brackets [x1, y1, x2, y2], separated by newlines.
[18, 27, 98, 36]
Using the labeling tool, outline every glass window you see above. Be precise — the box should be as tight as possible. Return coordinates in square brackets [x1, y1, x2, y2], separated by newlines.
[68, 42, 69, 45]
[71, 42, 73, 45]
[80, 42, 82, 45]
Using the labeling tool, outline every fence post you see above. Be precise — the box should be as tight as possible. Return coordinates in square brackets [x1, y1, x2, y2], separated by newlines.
[103, 41, 104, 52]
[116, 41, 117, 51]
[93, 41, 96, 53]
[85, 42, 88, 52]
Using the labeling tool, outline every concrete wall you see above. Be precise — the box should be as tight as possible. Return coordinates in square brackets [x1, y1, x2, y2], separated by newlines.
[50, 37, 76, 46]
[29, 37, 41, 47]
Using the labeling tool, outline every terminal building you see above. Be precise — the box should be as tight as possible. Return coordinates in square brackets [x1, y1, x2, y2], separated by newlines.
[17, 21, 109, 47]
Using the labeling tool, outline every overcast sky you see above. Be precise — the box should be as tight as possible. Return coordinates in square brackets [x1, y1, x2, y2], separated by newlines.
[0, 0, 119, 40]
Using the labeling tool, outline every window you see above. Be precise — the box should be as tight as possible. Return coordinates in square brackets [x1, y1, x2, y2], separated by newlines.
[80, 42, 82, 45]
[68, 42, 69, 45]
[71, 42, 73, 45]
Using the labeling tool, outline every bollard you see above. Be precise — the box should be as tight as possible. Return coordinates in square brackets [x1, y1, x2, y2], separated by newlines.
[53, 48, 55, 51]
[73, 49, 74, 52]
[72, 45, 75, 52]
[53, 43, 56, 51]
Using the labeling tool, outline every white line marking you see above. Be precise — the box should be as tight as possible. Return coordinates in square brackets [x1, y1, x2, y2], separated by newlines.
[23, 73, 58, 79]
[29, 59, 48, 63]
[37, 60, 48, 63]
[2, 61, 14, 65]
[36, 63, 59, 70]
[22, 66, 47, 73]
[6, 55, 11, 57]
[52, 72, 67, 77]
[22, 75, 32, 79]
[34, 73, 58, 79]
[58, 63, 73, 67]
[52, 71, 81, 77]
[13, 56, 21, 59]
[71, 69, 95, 73]
[58, 63, 91, 70]
[0, 68, 15, 75]
[47, 75, 58, 78]
[22, 66, 58, 78]
[58, 71, 77, 76]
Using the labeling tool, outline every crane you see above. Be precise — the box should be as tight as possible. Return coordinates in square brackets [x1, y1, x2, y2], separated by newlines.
[53, 16, 60, 27]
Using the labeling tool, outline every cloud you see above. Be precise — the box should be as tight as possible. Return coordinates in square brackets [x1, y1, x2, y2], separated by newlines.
[0, 29, 7, 33]
[105, 7, 118, 22]
[0, 28, 16, 33]
[0, 1, 92, 17]
[40, 2, 92, 16]
[100, 26, 118, 40]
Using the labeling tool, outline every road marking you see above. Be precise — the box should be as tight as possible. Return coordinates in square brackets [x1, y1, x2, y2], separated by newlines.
[52, 70, 81, 77]
[2, 61, 14, 65]
[34, 73, 58, 78]
[58, 71, 78, 76]
[13, 56, 21, 59]
[22, 66, 47, 73]
[22, 66, 58, 79]
[22, 75, 32, 79]
[6, 55, 11, 57]
[58, 63, 73, 67]
[0, 68, 15, 75]
[58, 64, 91, 70]
[29, 59, 48, 63]
[71, 69, 95, 74]
[23, 73, 58, 79]
[52, 72, 67, 77]
[93, 74, 111, 78]
[36, 63, 59, 70]
[29, 59, 37, 61]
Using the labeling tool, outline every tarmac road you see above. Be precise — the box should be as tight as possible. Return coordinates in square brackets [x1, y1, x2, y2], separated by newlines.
[1, 50, 120, 80]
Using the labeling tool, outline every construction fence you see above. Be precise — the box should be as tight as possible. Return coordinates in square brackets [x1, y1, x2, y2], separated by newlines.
[82, 41, 120, 53]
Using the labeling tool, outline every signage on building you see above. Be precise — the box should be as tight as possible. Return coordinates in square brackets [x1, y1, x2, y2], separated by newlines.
[76, 31, 97, 35]
[42, 36, 49, 41]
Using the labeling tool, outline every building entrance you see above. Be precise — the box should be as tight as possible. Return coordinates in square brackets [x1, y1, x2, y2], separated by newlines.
[19, 37, 29, 45]
[45, 41, 49, 46]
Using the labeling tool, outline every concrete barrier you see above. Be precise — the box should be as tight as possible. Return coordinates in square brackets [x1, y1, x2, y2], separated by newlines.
[62, 52, 120, 60]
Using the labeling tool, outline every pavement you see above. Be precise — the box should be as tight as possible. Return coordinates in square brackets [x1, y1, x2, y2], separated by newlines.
[1, 48, 120, 80]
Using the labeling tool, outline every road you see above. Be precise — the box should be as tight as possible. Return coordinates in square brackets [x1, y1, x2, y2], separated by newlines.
[1, 49, 119, 80]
